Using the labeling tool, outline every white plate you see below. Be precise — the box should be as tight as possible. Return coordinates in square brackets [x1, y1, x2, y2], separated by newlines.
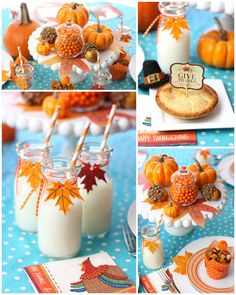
[127, 201, 136, 236]
[138, 79, 234, 131]
[172, 236, 234, 293]
[2, 50, 13, 85]
[137, 45, 145, 76]
[129, 55, 136, 82]
[218, 154, 234, 186]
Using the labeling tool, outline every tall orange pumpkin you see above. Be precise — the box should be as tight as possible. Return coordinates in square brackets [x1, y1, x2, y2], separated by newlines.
[144, 154, 178, 187]
[42, 95, 68, 119]
[188, 158, 217, 188]
[197, 17, 234, 69]
[57, 3, 89, 28]
[4, 3, 39, 59]
[138, 2, 160, 33]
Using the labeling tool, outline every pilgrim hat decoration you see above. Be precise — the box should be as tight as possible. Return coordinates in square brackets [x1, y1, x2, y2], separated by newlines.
[139, 60, 169, 90]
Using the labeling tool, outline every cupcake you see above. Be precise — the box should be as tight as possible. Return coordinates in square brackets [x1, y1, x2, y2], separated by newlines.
[109, 56, 130, 81]
[204, 240, 232, 280]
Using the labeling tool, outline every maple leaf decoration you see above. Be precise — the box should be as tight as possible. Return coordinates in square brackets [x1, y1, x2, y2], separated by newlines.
[18, 161, 42, 189]
[78, 163, 107, 193]
[172, 251, 193, 275]
[120, 34, 132, 42]
[143, 240, 160, 253]
[163, 17, 190, 41]
[143, 197, 168, 210]
[46, 180, 83, 215]
[138, 171, 150, 193]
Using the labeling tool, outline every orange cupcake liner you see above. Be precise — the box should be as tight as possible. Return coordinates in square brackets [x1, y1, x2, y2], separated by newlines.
[204, 256, 230, 280]
[109, 63, 128, 81]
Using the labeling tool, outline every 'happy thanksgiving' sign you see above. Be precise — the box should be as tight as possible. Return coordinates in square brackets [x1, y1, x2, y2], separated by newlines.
[170, 63, 204, 90]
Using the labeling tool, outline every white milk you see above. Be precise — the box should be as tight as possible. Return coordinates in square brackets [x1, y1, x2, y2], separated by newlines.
[15, 176, 40, 232]
[38, 189, 82, 259]
[157, 28, 190, 73]
[79, 178, 113, 236]
[142, 242, 164, 270]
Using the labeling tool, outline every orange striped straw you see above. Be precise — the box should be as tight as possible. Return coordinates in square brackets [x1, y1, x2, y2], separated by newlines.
[97, 50, 101, 78]
[99, 104, 117, 152]
[44, 105, 61, 146]
[70, 121, 91, 168]
[17, 46, 23, 67]
[156, 212, 163, 233]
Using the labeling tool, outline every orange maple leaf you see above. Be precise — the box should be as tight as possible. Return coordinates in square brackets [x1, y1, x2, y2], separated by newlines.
[143, 197, 168, 210]
[163, 17, 190, 40]
[18, 161, 42, 189]
[120, 34, 132, 42]
[143, 240, 160, 253]
[172, 251, 193, 274]
[45, 180, 83, 215]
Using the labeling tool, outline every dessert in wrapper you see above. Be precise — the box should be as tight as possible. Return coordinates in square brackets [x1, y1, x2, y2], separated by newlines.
[204, 240, 232, 280]
[109, 57, 130, 81]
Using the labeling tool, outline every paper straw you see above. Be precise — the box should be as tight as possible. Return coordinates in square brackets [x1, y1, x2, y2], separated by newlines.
[97, 51, 101, 78]
[44, 105, 61, 146]
[70, 121, 91, 168]
[156, 212, 163, 233]
[120, 15, 123, 35]
[17, 46, 23, 67]
[99, 104, 117, 152]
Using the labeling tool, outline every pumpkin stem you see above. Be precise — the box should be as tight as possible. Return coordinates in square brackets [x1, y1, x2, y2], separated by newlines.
[214, 17, 227, 41]
[159, 154, 167, 163]
[193, 157, 203, 172]
[71, 3, 80, 10]
[20, 3, 32, 25]
[96, 16, 102, 33]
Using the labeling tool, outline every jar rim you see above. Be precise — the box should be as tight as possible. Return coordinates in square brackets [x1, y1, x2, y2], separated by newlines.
[15, 63, 34, 77]
[142, 223, 159, 239]
[16, 139, 52, 156]
[158, 2, 189, 17]
[81, 142, 113, 153]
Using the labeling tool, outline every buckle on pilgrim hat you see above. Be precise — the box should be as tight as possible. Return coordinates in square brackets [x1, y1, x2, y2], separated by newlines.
[144, 72, 164, 84]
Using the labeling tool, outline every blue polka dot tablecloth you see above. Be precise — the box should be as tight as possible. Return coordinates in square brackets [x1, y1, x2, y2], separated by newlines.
[138, 147, 234, 292]
[2, 2, 136, 90]
[138, 7, 234, 147]
[2, 130, 136, 293]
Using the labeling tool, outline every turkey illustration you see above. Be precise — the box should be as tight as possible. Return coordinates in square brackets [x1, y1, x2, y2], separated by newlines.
[70, 257, 134, 293]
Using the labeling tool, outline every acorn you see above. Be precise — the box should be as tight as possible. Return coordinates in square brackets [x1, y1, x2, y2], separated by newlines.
[201, 184, 221, 201]
[148, 184, 168, 202]
[81, 43, 98, 63]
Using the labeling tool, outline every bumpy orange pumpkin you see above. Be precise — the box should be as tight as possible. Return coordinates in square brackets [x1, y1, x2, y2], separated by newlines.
[57, 3, 89, 28]
[36, 41, 51, 56]
[4, 3, 39, 59]
[42, 95, 68, 118]
[144, 154, 179, 187]
[197, 17, 234, 69]
[138, 2, 159, 33]
[164, 202, 179, 218]
[83, 17, 113, 51]
[188, 158, 217, 188]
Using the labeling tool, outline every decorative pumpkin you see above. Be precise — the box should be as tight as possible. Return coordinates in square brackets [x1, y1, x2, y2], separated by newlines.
[36, 41, 51, 56]
[57, 3, 89, 28]
[188, 158, 217, 188]
[197, 17, 234, 69]
[4, 3, 39, 59]
[138, 2, 160, 33]
[144, 154, 179, 187]
[2, 123, 16, 143]
[164, 202, 179, 218]
[42, 95, 68, 118]
[83, 17, 113, 51]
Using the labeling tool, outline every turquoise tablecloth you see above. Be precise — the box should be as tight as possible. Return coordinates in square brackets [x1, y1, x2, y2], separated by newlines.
[138, 7, 234, 147]
[138, 147, 234, 290]
[2, 2, 136, 90]
[2, 130, 136, 293]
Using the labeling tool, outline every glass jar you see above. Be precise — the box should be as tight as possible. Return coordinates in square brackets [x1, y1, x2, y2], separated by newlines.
[15, 63, 34, 89]
[142, 223, 164, 269]
[170, 166, 198, 206]
[92, 69, 112, 89]
[55, 20, 83, 58]
[38, 157, 82, 259]
[157, 2, 190, 73]
[78, 142, 113, 237]
[15, 139, 51, 232]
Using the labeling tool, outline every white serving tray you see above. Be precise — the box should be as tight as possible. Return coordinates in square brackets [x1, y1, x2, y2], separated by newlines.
[138, 79, 234, 132]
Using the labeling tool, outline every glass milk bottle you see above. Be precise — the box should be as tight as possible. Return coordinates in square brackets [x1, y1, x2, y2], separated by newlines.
[78, 142, 113, 237]
[38, 157, 82, 259]
[142, 224, 164, 270]
[15, 140, 51, 232]
[157, 2, 190, 73]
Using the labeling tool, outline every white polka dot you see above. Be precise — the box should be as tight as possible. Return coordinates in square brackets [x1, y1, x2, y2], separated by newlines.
[8, 233, 13, 238]
[33, 261, 39, 265]
[25, 251, 31, 255]
[17, 268, 23, 272]
[20, 287, 26, 291]
[200, 141, 206, 145]
[229, 133, 234, 137]
[10, 248, 16, 251]
[4, 289, 10, 292]
[24, 245, 30, 248]
[115, 248, 120, 252]
[17, 259, 23, 263]
[7, 255, 13, 259]
[3, 241, 9, 245]
[115, 239, 121, 243]
[125, 259, 131, 262]
[101, 242, 107, 246]
[2, 262, 8, 265]
[214, 139, 220, 143]
[19, 237, 24, 241]
[122, 268, 128, 272]
[8, 227, 13, 231]
[14, 276, 20, 280]
[86, 248, 91, 251]
[201, 132, 206, 135]
[2, 271, 7, 275]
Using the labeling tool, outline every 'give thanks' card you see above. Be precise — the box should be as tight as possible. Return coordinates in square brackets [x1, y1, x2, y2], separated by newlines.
[24, 251, 135, 293]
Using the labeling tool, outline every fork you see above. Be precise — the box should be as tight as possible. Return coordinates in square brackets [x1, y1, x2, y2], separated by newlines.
[157, 267, 180, 293]
[122, 223, 136, 257]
